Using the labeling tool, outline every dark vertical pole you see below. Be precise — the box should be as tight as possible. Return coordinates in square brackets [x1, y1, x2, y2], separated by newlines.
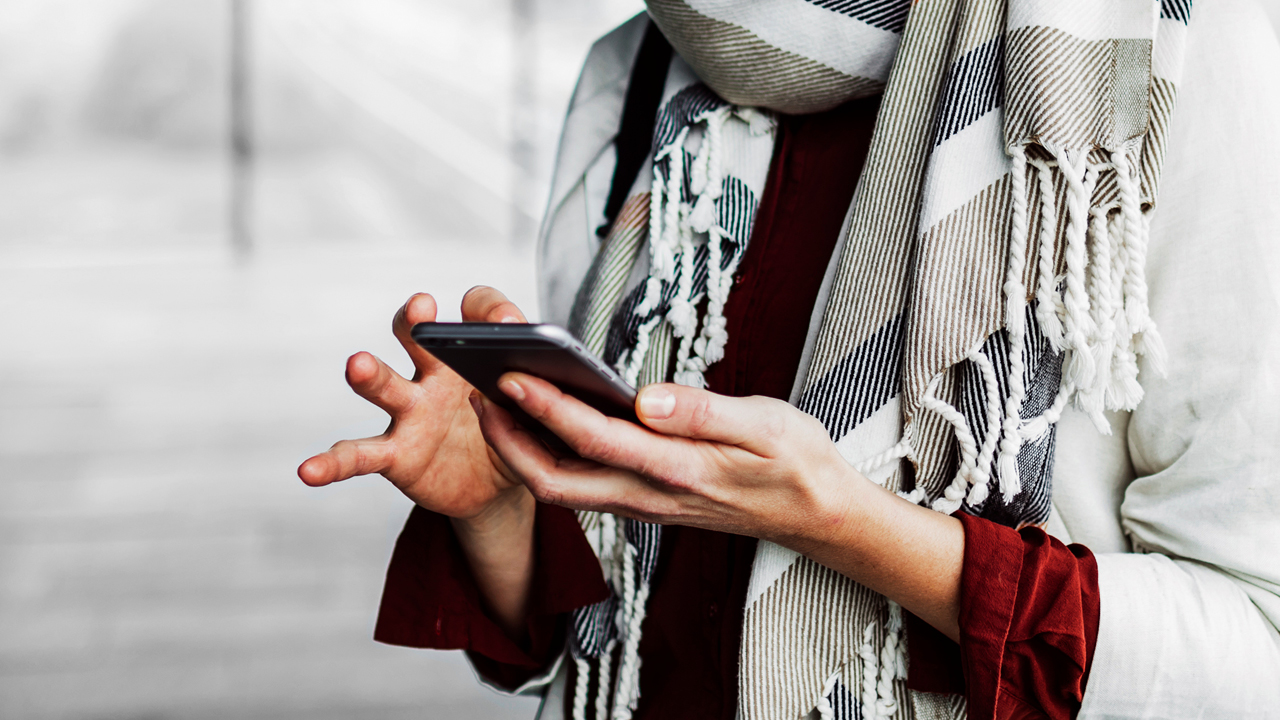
[510, 0, 536, 247]
[230, 0, 253, 257]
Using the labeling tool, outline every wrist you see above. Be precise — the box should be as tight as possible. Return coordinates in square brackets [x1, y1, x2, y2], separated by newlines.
[449, 484, 537, 643]
[451, 484, 535, 543]
[779, 452, 878, 556]
[798, 461, 965, 640]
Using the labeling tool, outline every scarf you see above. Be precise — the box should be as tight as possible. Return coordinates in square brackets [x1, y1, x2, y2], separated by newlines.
[564, 1, 1191, 718]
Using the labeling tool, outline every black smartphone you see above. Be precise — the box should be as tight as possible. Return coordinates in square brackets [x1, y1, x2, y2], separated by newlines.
[411, 322, 639, 452]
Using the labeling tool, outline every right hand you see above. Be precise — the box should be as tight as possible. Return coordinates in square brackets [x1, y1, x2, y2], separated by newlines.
[297, 286, 530, 522]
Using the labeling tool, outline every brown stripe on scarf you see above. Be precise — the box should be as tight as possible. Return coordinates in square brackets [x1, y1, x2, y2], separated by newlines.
[571, 192, 652, 355]
[1004, 28, 1153, 151]
[740, 559, 885, 719]
[645, 0, 886, 114]
[902, 176, 1012, 421]
[804, 0, 962, 390]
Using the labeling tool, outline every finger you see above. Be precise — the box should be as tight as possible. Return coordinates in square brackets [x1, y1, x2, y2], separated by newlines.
[298, 436, 395, 486]
[461, 285, 527, 324]
[635, 383, 794, 455]
[472, 393, 683, 520]
[346, 351, 419, 416]
[391, 293, 445, 379]
[496, 372, 706, 489]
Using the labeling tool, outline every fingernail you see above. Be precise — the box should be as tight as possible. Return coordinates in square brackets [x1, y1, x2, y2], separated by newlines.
[639, 387, 676, 419]
[500, 316, 519, 324]
[499, 378, 526, 401]
[468, 391, 484, 417]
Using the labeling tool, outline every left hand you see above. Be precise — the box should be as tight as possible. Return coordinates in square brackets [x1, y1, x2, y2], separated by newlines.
[470, 372, 870, 554]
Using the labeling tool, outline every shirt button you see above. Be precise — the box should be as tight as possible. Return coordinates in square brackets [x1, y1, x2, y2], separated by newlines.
[707, 603, 719, 619]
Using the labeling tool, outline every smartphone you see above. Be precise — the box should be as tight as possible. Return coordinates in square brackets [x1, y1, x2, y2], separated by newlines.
[411, 322, 639, 452]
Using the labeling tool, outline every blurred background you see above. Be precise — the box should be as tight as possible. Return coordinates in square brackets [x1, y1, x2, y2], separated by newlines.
[0, 2, 1277, 719]
[0, 0, 641, 718]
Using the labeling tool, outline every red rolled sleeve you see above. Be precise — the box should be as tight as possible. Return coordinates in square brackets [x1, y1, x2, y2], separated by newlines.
[907, 514, 1100, 720]
[374, 502, 610, 688]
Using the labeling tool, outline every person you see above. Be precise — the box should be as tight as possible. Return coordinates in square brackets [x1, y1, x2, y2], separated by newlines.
[298, 1, 1280, 718]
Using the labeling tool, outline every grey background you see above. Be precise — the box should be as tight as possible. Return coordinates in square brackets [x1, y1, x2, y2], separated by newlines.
[1, 2, 1277, 719]
[0, 1, 639, 718]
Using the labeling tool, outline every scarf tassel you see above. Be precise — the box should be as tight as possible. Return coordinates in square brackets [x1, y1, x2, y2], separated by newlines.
[621, 106, 743, 390]
[837, 601, 907, 720]
[818, 142, 1169, 720]
[570, 517, 654, 720]
[1001, 143, 1167, 500]
[874, 141, 1169, 513]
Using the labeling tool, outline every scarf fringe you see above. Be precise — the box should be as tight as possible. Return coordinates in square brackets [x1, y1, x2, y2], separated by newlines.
[571, 515, 654, 720]
[621, 106, 760, 390]
[847, 601, 908, 720]
[815, 666, 842, 720]
[829, 142, 1169, 717]
[586, 101, 779, 720]
[856, 142, 1168, 514]
[800, 138, 1173, 717]
[572, 652, 592, 720]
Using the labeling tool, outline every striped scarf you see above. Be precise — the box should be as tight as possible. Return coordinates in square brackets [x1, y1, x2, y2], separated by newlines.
[565, 1, 1191, 718]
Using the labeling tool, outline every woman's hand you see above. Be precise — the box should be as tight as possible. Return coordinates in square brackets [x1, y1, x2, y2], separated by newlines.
[297, 287, 530, 519]
[475, 372, 966, 640]
[472, 372, 858, 551]
[476, 368, 865, 548]
[297, 287, 538, 639]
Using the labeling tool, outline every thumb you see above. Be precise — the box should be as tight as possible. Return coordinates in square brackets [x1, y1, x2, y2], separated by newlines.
[635, 384, 788, 452]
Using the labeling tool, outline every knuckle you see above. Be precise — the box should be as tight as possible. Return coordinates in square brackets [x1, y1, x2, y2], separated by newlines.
[527, 476, 562, 506]
[353, 444, 372, 474]
[395, 382, 421, 415]
[365, 364, 388, 392]
[804, 414, 831, 442]
[686, 396, 717, 436]
[371, 378, 401, 410]
[576, 433, 621, 464]
[753, 401, 790, 449]
[331, 440, 357, 474]
[518, 462, 553, 501]
[519, 393, 553, 422]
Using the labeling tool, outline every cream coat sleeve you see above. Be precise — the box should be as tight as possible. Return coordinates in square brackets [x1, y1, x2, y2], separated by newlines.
[1076, 0, 1280, 716]
[534, 15, 646, 325]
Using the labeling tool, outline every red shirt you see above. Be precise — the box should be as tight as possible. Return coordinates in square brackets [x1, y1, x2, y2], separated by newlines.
[373, 97, 1100, 720]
